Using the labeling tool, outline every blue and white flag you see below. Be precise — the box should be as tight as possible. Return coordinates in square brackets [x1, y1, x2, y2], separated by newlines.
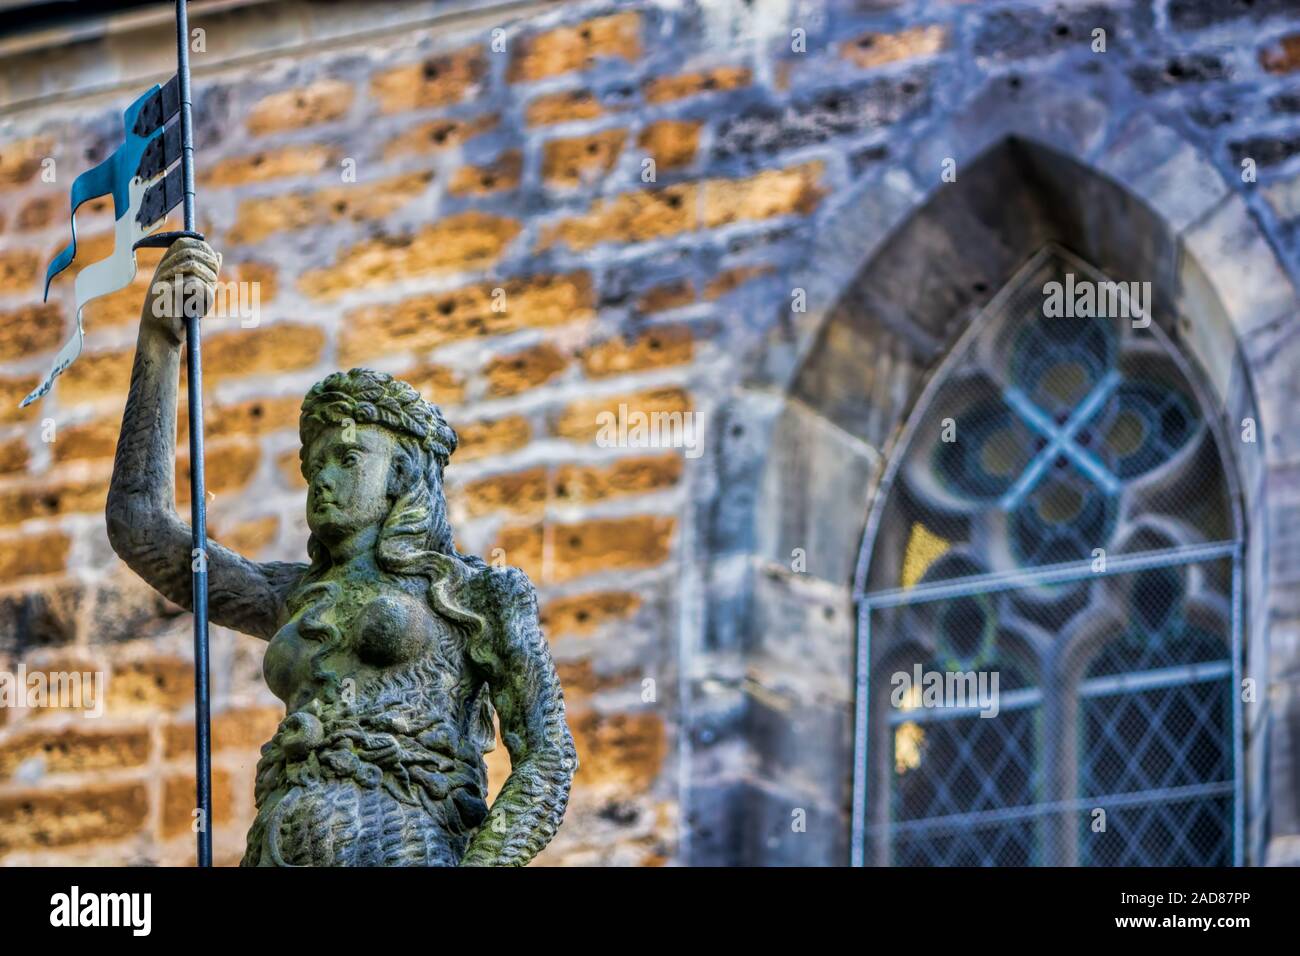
[22, 77, 185, 407]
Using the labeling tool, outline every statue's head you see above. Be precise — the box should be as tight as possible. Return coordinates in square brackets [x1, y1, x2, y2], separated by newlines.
[298, 368, 458, 568]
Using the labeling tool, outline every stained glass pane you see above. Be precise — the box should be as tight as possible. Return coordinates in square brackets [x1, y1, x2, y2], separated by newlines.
[858, 248, 1239, 867]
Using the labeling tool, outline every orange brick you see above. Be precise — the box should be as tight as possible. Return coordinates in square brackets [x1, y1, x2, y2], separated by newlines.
[510, 12, 642, 83]
[247, 79, 353, 135]
[276, 448, 307, 489]
[634, 281, 695, 315]
[449, 150, 522, 196]
[555, 659, 642, 698]
[0, 434, 28, 473]
[483, 342, 569, 397]
[401, 361, 467, 406]
[552, 387, 693, 442]
[490, 523, 544, 581]
[229, 260, 278, 304]
[454, 415, 532, 461]
[176, 438, 260, 505]
[541, 590, 642, 637]
[540, 184, 696, 251]
[526, 89, 603, 126]
[371, 47, 486, 113]
[0, 530, 71, 581]
[704, 264, 775, 299]
[643, 66, 751, 103]
[107, 656, 194, 712]
[299, 212, 521, 300]
[841, 24, 948, 70]
[0, 474, 109, 527]
[0, 725, 149, 779]
[542, 130, 626, 187]
[166, 705, 283, 758]
[0, 375, 40, 423]
[549, 515, 675, 581]
[581, 325, 694, 377]
[213, 515, 279, 555]
[570, 709, 666, 791]
[1262, 33, 1300, 73]
[552, 454, 682, 504]
[382, 115, 498, 159]
[202, 144, 337, 187]
[638, 120, 700, 171]
[0, 303, 63, 362]
[339, 273, 592, 362]
[162, 767, 234, 836]
[0, 783, 148, 852]
[0, 249, 40, 293]
[16, 195, 60, 230]
[188, 395, 300, 441]
[460, 456, 680, 518]
[460, 466, 549, 518]
[80, 271, 154, 328]
[0, 653, 103, 717]
[57, 348, 133, 402]
[200, 324, 325, 382]
[51, 416, 118, 463]
[227, 170, 432, 244]
[0, 135, 53, 187]
[702, 162, 824, 227]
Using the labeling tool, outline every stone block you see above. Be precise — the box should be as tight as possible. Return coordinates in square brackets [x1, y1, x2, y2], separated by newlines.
[756, 401, 878, 586]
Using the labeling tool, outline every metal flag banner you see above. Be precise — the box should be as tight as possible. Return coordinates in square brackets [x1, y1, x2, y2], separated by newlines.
[24, 0, 215, 868]
[21, 79, 184, 407]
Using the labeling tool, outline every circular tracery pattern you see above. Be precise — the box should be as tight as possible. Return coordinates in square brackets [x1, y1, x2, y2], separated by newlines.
[895, 264, 1213, 583]
[932, 400, 1027, 500]
[1010, 313, 1115, 415]
[1008, 472, 1115, 567]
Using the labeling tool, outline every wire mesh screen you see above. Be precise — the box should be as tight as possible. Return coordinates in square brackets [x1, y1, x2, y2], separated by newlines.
[854, 248, 1241, 867]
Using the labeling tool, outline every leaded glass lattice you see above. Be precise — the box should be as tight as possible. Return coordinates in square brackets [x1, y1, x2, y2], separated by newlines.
[852, 247, 1241, 867]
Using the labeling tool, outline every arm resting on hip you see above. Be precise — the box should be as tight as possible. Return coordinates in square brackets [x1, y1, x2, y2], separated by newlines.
[461, 566, 577, 866]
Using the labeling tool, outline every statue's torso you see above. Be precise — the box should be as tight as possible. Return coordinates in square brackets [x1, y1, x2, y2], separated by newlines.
[246, 570, 493, 867]
[264, 572, 469, 714]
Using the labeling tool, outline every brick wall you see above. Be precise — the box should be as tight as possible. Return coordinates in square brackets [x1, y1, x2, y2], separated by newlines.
[2, 0, 1300, 865]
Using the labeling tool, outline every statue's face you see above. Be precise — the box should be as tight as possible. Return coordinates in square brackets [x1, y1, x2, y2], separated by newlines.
[304, 423, 398, 546]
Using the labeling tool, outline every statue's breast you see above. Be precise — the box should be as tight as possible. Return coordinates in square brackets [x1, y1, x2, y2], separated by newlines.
[263, 616, 314, 706]
[264, 582, 460, 710]
[354, 591, 447, 666]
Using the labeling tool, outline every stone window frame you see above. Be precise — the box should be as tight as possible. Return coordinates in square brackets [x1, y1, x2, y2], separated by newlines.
[683, 79, 1300, 866]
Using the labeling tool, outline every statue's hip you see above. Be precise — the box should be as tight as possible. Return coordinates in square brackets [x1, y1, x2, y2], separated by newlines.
[241, 708, 490, 867]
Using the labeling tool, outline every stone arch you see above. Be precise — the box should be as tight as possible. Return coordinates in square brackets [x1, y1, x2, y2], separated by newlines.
[684, 77, 1300, 866]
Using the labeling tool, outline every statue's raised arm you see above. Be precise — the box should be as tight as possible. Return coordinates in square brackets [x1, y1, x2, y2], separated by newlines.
[106, 237, 306, 639]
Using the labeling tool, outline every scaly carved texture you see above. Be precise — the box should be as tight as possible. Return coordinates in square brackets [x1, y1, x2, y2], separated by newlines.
[460, 565, 578, 866]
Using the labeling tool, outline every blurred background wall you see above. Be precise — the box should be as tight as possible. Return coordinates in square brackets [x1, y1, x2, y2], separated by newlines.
[0, 0, 1299, 866]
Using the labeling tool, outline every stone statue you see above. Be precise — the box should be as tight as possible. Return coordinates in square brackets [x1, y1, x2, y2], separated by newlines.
[106, 238, 577, 866]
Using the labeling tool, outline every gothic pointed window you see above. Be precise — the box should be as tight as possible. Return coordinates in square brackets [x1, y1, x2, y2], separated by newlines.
[853, 247, 1242, 867]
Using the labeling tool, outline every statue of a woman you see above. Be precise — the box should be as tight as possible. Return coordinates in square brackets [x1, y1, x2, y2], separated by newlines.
[106, 238, 577, 866]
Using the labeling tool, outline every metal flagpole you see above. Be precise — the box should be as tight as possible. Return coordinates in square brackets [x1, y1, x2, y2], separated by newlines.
[175, 0, 213, 868]
[25, 8, 213, 861]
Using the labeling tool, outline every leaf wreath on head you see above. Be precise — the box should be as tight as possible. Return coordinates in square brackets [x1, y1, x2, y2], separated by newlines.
[298, 368, 459, 477]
